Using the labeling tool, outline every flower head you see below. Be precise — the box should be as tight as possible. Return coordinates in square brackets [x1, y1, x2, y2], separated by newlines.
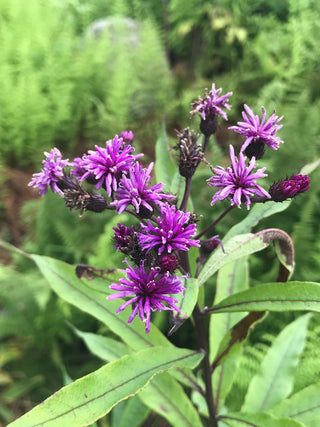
[120, 130, 134, 144]
[269, 174, 310, 202]
[207, 145, 270, 209]
[138, 203, 200, 255]
[174, 128, 203, 178]
[107, 260, 185, 333]
[229, 104, 283, 159]
[191, 83, 232, 121]
[113, 224, 135, 252]
[111, 162, 174, 216]
[75, 135, 143, 197]
[28, 148, 70, 196]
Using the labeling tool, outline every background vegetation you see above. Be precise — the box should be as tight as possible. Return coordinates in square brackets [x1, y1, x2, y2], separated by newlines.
[0, 0, 319, 425]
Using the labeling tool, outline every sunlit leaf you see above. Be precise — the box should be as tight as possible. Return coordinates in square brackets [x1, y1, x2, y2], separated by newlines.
[8, 347, 203, 427]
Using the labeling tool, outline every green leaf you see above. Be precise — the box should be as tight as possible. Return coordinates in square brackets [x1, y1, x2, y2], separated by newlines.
[155, 122, 177, 191]
[242, 314, 311, 412]
[198, 228, 294, 286]
[210, 259, 250, 410]
[71, 326, 128, 362]
[31, 254, 170, 350]
[8, 346, 203, 427]
[138, 372, 203, 427]
[168, 278, 199, 335]
[224, 202, 291, 241]
[219, 412, 305, 426]
[118, 396, 150, 427]
[271, 383, 320, 427]
[205, 282, 320, 314]
[210, 259, 249, 362]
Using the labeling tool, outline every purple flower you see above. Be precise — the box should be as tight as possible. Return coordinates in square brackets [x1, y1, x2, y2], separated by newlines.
[71, 157, 86, 178]
[229, 104, 283, 158]
[207, 145, 270, 209]
[111, 162, 174, 215]
[138, 203, 200, 255]
[75, 135, 143, 197]
[120, 130, 134, 144]
[113, 224, 135, 251]
[28, 148, 70, 196]
[107, 260, 185, 333]
[190, 83, 232, 121]
[269, 174, 310, 202]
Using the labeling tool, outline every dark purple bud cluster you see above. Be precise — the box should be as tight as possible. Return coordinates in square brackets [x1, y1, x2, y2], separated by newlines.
[269, 174, 310, 202]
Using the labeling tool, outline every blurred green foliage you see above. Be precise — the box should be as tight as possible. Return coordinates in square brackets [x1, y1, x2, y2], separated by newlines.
[1, 0, 320, 424]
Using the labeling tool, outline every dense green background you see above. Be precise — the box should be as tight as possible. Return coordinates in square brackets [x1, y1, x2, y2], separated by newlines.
[1, 0, 320, 425]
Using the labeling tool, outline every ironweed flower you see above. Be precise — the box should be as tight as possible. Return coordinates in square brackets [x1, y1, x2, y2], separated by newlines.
[113, 224, 135, 252]
[111, 162, 174, 216]
[75, 135, 143, 197]
[191, 84, 232, 136]
[191, 84, 232, 121]
[229, 104, 283, 159]
[269, 174, 310, 202]
[28, 148, 70, 196]
[107, 260, 185, 333]
[120, 130, 134, 144]
[207, 145, 270, 209]
[138, 203, 200, 255]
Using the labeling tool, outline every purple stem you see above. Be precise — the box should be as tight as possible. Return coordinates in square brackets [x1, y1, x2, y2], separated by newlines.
[196, 205, 234, 239]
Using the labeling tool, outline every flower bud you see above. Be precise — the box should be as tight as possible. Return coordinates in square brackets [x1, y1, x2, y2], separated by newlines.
[269, 174, 310, 202]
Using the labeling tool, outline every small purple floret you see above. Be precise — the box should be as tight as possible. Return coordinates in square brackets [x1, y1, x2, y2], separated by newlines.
[191, 83, 232, 121]
[207, 145, 270, 209]
[113, 224, 135, 251]
[75, 135, 143, 197]
[28, 148, 70, 196]
[120, 130, 134, 144]
[111, 162, 174, 214]
[138, 203, 200, 255]
[107, 260, 185, 333]
[229, 104, 284, 153]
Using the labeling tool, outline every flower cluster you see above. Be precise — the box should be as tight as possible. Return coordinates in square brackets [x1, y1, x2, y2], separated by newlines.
[29, 83, 311, 334]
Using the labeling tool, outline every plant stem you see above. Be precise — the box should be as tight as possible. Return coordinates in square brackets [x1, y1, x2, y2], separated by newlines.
[193, 304, 218, 426]
[179, 176, 192, 212]
[196, 205, 234, 239]
[203, 134, 211, 154]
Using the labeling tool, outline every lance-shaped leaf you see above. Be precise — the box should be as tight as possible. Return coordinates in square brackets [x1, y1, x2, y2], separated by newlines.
[204, 282, 320, 315]
[270, 383, 320, 426]
[117, 396, 150, 427]
[219, 412, 305, 426]
[198, 228, 294, 286]
[224, 201, 291, 241]
[30, 254, 170, 350]
[8, 346, 203, 427]
[210, 258, 249, 363]
[169, 278, 199, 335]
[70, 325, 128, 362]
[138, 372, 203, 427]
[155, 122, 177, 192]
[242, 314, 311, 412]
[209, 259, 250, 410]
[30, 254, 200, 396]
